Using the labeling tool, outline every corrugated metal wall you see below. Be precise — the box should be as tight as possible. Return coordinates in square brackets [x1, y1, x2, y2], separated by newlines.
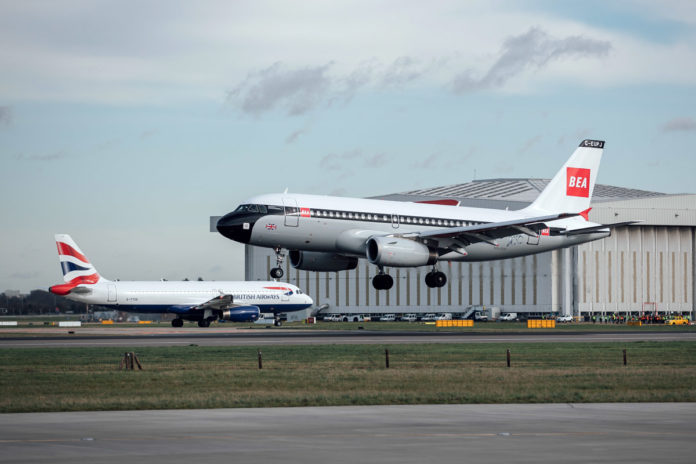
[576, 226, 694, 314]
[246, 246, 555, 314]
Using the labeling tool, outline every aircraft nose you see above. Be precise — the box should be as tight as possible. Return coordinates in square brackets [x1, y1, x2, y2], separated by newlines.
[216, 212, 255, 243]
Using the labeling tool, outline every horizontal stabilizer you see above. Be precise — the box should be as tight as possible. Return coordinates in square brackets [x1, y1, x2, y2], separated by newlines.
[561, 221, 642, 236]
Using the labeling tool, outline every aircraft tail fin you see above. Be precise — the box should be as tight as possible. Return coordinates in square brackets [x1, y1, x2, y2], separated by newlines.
[523, 140, 604, 215]
[50, 234, 104, 295]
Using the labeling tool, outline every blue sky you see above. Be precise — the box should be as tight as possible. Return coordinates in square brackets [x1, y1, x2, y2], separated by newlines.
[1, 0, 695, 292]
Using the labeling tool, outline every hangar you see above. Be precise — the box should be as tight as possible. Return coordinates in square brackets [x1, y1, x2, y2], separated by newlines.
[214, 179, 696, 320]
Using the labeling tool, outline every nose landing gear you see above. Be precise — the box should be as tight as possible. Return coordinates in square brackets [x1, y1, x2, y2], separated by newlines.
[270, 247, 285, 279]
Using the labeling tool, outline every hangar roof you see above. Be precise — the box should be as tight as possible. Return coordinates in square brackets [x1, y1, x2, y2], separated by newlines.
[371, 179, 696, 227]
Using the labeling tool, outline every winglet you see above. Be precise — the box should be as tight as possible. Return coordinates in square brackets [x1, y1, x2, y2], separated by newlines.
[579, 207, 592, 221]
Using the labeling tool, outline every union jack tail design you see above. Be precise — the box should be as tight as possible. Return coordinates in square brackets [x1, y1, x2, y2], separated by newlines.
[50, 234, 103, 295]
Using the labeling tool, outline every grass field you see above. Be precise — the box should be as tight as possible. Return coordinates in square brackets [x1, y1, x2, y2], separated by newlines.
[1, 341, 695, 412]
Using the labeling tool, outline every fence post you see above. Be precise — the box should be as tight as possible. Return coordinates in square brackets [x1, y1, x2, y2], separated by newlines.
[623, 349, 627, 366]
[385, 349, 390, 369]
[506, 349, 511, 368]
[258, 349, 263, 369]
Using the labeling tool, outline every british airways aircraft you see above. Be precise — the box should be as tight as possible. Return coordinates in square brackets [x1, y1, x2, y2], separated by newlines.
[217, 140, 637, 291]
[49, 234, 313, 327]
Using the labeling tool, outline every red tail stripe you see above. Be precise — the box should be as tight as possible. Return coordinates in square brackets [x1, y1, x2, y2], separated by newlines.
[579, 207, 592, 221]
[56, 241, 90, 264]
[263, 286, 291, 291]
[49, 274, 99, 295]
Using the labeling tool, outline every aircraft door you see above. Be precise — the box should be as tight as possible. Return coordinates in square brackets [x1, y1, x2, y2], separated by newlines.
[283, 198, 299, 227]
[281, 291, 289, 302]
[107, 283, 117, 302]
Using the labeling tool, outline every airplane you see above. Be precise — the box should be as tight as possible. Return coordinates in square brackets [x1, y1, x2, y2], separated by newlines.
[217, 140, 638, 291]
[49, 234, 314, 327]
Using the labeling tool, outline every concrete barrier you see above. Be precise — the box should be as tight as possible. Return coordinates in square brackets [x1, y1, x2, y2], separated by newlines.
[0, 321, 18, 326]
[58, 321, 82, 328]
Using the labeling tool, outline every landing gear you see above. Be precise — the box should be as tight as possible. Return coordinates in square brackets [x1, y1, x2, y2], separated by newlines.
[171, 318, 184, 328]
[425, 269, 447, 288]
[197, 319, 210, 328]
[270, 247, 285, 279]
[372, 268, 394, 290]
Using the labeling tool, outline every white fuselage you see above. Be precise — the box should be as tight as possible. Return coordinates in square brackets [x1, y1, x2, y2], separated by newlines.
[65, 280, 313, 314]
[231, 193, 608, 261]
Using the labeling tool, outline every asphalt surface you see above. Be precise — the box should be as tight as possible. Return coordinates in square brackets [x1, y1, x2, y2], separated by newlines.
[1, 403, 694, 464]
[0, 327, 695, 347]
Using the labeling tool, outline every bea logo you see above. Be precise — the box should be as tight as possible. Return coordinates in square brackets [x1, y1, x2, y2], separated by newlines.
[566, 167, 590, 198]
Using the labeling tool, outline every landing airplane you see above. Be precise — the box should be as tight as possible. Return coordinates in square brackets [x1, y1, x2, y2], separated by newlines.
[49, 234, 313, 327]
[217, 140, 637, 290]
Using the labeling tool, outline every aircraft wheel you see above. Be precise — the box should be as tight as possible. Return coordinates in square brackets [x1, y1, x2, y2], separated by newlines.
[270, 267, 284, 279]
[197, 319, 210, 328]
[372, 274, 394, 290]
[433, 271, 447, 287]
[171, 318, 184, 328]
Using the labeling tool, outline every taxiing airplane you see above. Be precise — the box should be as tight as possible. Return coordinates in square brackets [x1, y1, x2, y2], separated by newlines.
[49, 234, 313, 327]
[217, 140, 638, 290]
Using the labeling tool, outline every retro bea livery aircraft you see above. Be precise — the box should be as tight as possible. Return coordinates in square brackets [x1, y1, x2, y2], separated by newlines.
[49, 234, 313, 326]
[217, 140, 637, 291]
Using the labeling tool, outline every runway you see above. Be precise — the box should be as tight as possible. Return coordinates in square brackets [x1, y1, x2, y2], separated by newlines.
[1, 403, 694, 464]
[1, 327, 695, 347]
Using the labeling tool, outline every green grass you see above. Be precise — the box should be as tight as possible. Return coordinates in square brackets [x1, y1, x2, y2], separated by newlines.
[1, 342, 695, 412]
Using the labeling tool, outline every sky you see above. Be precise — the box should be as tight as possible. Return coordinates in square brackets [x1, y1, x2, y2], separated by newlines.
[1, 0, 695, 293]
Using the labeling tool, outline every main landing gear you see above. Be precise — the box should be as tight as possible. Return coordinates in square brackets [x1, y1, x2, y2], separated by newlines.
[270, 247, 285, 279]
[372, 267, 448, 290]
[372, 267, 393, 290]
[425, 268, 447, 288]
[171, 318, 184, 328]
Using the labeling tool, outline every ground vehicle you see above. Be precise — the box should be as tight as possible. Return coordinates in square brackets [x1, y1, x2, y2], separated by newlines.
[421, 313, 437, 321]
[379, 314, 396, 322]
[666, 316, 689, 325]
[323, 314, 343, 322]
[499, 312, 518, 321]
[473, 311, 488, 322]
[435, 313, 452, 320]
[556, 315, 573, 323]
[401, 313, 418, 322]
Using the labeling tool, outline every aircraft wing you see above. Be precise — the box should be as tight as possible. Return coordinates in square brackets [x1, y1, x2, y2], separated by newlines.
[401, 212, 578, 247]
[559, 220, 642, 236]
[193, 294, 234, 310]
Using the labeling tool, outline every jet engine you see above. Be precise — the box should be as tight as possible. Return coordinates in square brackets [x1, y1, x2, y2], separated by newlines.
[289, 250, 358, 272]
[366, 236, 437, 267]
[219, 306, 261, 322]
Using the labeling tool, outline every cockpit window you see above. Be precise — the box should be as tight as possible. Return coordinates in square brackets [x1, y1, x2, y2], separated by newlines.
[234, 204, 267, 214]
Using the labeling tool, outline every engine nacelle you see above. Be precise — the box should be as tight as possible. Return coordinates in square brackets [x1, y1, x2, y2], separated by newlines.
[366, 236, 437, 267]
[289, 250, 358, 272]
[220, 306, 260, 322]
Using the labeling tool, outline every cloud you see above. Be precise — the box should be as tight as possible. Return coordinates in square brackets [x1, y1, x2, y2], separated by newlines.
[519, 135, 543, 153]
[228, 62, 334, 116]
[139, 129, 157, 139]
[661, 117, 696, 132]
[410, 151, 446, 169]
[285, 128, 306, 144]
[319, 149, 362, 171]
[452, 27, 612, 93]
[15, 151, 67, 162]
[363, 152, 390, 168]
[9, 271, 39, 280]
[0, 106, 11, 126]
[381, 56, 425, 87]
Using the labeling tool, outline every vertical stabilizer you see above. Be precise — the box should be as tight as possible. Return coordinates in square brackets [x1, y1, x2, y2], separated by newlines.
[524, 140, 604, 214]
[50, 234, 104, 295]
